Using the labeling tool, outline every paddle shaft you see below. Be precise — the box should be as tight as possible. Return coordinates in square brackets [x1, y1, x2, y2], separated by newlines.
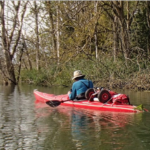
[46, 99, 72, 107]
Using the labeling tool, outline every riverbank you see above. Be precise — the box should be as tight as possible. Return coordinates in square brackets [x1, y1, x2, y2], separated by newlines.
[18, 69, 150, 92]
[1, 59, 150, 91]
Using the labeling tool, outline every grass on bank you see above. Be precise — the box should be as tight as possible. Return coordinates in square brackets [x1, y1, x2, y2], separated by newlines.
[20, 58, 150, 91]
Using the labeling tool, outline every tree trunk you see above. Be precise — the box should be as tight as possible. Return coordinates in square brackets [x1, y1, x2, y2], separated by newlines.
[113, 16, 119, 62]
[22, 35, 32, 70]
[146, 1, 150, 56]
[126, 1, 130, 60]
[16, 43, 24, 83]
[0, 1, 28, 85]
[34, 1, 40, 70]
[94, 1, 98, 59]
[56, 4, 60, 64]
[46, 1, 57, 60]
[113, 1, 128, 66]
[0, 1, 16, 84]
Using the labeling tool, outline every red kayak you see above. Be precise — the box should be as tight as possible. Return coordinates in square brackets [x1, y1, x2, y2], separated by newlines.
[34, 89, 143, 113]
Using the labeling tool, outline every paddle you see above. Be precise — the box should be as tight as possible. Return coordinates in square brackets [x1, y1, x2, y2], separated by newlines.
[46, 100, 71, 107]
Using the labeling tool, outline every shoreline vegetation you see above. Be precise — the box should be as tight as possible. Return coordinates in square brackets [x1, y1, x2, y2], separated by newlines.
[1, 58, 150, 92]
[21, 58, 150, 92]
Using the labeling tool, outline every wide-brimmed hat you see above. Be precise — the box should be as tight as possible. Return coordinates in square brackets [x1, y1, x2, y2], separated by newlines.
[72, 70, 85, 80]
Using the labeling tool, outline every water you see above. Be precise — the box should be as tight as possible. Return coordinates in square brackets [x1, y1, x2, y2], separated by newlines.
[0, 84, 150, 150]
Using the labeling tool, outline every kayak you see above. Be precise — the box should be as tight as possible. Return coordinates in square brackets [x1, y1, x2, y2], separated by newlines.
[33, 89, 142, 113]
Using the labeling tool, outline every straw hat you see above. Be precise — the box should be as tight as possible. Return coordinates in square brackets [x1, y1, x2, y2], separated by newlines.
[72, 70, 85, 80]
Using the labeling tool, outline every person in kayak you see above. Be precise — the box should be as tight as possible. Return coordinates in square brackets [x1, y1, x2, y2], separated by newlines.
[68, 70, 93, 100]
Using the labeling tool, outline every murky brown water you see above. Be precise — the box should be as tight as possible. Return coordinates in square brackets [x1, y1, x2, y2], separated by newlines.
[0, 84, 150, 150]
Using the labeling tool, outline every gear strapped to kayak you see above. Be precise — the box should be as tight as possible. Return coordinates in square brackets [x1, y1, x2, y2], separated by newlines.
[85, 88, 130, 105]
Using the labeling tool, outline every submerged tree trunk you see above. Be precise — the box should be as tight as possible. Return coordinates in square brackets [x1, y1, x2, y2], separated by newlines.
[16, 42, 24, 83]
[0, 1, 28, 85]
[0, 1, 16, 84]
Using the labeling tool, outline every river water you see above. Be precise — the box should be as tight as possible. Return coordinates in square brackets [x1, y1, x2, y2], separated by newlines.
[0, 84, 150, 150]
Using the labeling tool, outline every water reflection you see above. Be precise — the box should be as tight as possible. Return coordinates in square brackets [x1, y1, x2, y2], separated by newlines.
[0, 84, 150, 150]
[35, 99, 142, 150]
[57, 107, 146, 150]
[0, 85, 38, 150]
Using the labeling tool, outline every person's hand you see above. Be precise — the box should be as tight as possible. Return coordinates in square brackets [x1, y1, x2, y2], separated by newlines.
[67, 91, 71, 95]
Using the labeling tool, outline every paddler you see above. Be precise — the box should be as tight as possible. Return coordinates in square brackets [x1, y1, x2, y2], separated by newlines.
[68, 70, 93, 100]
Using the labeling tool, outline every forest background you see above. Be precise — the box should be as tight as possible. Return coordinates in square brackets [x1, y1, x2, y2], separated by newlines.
[1, 1, 150, 91]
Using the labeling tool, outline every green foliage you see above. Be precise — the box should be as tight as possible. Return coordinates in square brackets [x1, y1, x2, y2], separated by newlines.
[2, 1, 150, 90]
[19, 54, 150, 91]
[53, 66, 72, 86]
[21, 69, 38, 82]
[20, 69, 52, 86]
[131, 8, 150, 51]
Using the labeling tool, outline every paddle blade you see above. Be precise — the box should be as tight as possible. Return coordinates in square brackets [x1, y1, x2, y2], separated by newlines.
[46, 100, 61, 107]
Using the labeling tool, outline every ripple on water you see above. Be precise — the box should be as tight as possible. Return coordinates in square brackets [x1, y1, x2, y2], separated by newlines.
[1, 85, 150, 150]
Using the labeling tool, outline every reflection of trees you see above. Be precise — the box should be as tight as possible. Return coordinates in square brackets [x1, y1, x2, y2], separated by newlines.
[40, 109, 76, 150]
[0, 84, 39, 149]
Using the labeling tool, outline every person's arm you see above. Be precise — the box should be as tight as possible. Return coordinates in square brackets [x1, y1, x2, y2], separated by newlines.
[90, 80, 94, 88]
[68, 83, 76, 100]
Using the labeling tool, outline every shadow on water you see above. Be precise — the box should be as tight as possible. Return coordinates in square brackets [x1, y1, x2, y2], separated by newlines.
[0, 84, 150, 150]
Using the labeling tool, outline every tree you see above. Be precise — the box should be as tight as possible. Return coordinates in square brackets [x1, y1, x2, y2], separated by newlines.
[34, 1, 40, 70]
[0, 1, 28, 84]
